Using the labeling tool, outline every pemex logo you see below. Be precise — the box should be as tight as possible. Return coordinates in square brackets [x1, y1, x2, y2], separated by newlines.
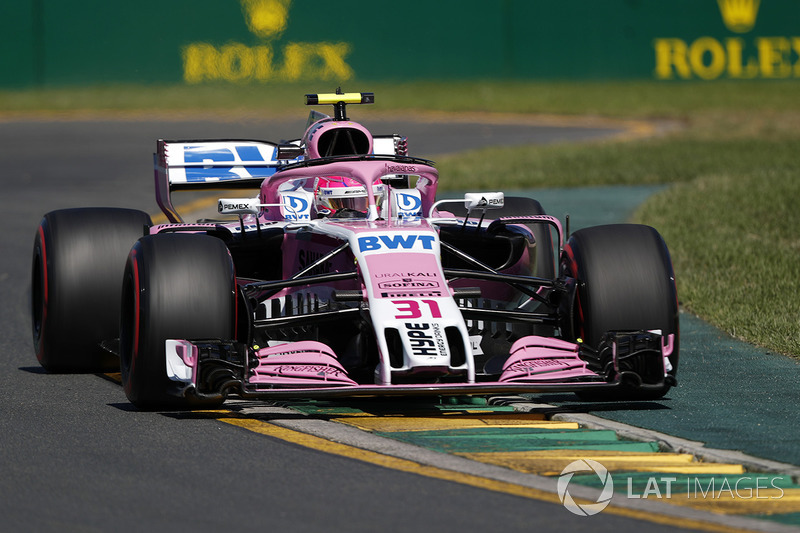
[557, 460, 614, 516]
[717, 0, 760, 33]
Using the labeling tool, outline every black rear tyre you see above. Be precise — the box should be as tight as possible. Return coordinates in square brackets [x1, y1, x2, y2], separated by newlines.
[32, 208, 151, 372]
[120, 233, 236, 410]
[561, 224, 679, 399]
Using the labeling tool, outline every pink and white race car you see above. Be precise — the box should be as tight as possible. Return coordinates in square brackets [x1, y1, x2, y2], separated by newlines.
[32, 91, 679, 409]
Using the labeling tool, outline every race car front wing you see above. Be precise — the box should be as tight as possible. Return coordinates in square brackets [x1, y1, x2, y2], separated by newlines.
[164, 331, 676, 401]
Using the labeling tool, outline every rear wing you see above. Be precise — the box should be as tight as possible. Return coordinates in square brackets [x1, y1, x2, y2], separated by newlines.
[154, 139, 300, 223]
[154, 133, 409, 223]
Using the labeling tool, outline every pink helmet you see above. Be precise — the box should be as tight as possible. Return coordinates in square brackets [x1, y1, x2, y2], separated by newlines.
[313, 177, 385, 217]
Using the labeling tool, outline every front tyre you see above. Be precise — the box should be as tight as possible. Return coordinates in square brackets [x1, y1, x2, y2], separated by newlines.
[32, 208, 151, 372]
[120, 234, 236, 410]
[561, 224, 679, 400]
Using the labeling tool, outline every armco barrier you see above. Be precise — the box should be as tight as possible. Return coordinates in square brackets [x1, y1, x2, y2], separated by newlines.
[2, 0, 799, 88]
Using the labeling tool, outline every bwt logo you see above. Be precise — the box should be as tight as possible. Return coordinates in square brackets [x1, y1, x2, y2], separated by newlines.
[357, 234, 436, 253]
[183, 144, 277, 182]
[395, 193, 422, 214]
[283, 195, 310, 220]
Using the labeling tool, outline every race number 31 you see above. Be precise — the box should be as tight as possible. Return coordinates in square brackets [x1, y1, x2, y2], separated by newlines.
[392, 300, 442, 319]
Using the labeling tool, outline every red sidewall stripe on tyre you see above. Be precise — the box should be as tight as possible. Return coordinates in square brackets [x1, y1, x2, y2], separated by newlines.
[562, 243, 585, 340]
[38, 226, 48, 309]
[131, 251, 141, 377]
[36, 225, 49, 362]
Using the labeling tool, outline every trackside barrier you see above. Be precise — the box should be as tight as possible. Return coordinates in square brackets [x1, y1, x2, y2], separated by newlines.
[3, 0, 800, 88]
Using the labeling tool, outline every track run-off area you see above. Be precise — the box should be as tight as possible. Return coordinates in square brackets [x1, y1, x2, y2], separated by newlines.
[1, 113, 799, 532]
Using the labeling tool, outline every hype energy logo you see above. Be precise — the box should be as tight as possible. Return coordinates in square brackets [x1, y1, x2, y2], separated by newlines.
[182, 0, 354, 83]
[557, 459, 787, 517]
[654, 0, 800, 80]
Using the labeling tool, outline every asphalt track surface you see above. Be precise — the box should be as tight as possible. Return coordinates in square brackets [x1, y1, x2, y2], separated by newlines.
[0, 114, 794, 532]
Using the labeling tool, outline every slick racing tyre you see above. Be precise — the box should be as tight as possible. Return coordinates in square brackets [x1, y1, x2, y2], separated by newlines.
[32, 208, 152, 372]
[561, 224, 679, 400]
[120, 233, 236, 410]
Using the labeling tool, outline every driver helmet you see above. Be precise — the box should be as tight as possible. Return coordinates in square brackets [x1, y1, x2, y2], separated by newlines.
[313, 176, 385, 217]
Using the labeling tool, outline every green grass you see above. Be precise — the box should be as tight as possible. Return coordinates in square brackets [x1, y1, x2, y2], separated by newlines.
[435, 137, 798, 190]
[2, 80, 798, 356]
[2, 80, 800, 116]
[634, 169, 800, 356]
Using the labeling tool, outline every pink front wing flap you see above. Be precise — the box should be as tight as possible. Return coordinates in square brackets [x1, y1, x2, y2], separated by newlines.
[250, 341, 357, 387]
[499, 336, 600, 383]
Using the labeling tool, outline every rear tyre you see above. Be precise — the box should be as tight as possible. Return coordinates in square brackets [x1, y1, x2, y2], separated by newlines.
[120, 233, 236, 410]
[32, 208, 151, 372]
[561, 224, 679, 400]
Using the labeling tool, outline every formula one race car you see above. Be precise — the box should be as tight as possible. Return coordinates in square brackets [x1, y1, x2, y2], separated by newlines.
[32, 91, 679, 409]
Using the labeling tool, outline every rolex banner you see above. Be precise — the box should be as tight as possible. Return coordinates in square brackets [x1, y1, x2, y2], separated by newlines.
[2, 0, 797, 88]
